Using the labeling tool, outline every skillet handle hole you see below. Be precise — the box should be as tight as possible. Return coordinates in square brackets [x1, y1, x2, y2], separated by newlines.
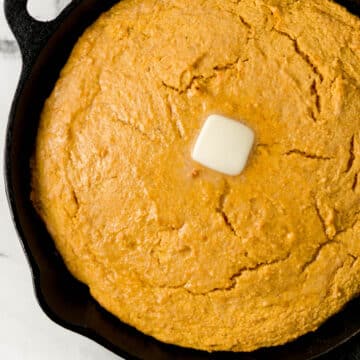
[27, 0, 72, 21]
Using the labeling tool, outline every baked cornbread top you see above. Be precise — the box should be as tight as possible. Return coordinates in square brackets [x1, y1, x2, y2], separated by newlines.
[32, 0, 360, 352]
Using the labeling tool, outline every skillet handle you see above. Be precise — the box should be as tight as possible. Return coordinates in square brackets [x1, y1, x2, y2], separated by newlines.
[4, 0, 77, 64]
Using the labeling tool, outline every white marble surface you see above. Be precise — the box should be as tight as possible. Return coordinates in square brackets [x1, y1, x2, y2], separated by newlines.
[0, 1, 120, 359]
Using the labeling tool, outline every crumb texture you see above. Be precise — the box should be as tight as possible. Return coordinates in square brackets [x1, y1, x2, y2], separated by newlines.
[32, 0, 360, 352]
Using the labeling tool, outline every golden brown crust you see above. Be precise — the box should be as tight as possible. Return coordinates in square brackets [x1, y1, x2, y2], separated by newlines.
[31, 0, 360, 351]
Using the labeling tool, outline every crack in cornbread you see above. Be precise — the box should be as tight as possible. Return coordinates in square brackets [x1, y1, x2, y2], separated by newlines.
[31, 0, 360, 352]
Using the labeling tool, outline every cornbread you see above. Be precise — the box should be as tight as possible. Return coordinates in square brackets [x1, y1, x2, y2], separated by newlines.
[31, 0, 360, 352]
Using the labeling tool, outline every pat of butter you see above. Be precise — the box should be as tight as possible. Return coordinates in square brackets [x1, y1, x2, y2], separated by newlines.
[192, 114, 254, 176]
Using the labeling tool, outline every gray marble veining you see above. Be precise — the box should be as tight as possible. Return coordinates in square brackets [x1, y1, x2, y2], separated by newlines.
[0, 39, 18, 54]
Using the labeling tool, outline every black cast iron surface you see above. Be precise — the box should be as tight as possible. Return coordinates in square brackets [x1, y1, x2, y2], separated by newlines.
[3, 0, 360, 359]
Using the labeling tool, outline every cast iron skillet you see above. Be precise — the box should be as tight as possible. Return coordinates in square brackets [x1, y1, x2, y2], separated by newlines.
[4, 0, 360, 359]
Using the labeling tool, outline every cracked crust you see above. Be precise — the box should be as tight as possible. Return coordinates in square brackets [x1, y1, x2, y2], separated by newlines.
[31, 0, 360, 353]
